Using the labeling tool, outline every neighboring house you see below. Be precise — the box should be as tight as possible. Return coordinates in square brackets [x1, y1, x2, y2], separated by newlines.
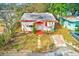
[20, 13, 58, 32]
[61, 16, 79, 31]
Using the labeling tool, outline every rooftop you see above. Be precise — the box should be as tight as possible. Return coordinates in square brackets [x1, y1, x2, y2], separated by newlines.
[21, 13, 56, 21]
[63, 16, 79, 22]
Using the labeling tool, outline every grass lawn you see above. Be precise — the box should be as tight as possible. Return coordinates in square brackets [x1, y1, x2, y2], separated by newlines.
[2, 32, 55, 53]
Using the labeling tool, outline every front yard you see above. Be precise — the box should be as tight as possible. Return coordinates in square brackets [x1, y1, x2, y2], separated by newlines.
[13, 33, 55, 52]
[0, 25, 79, 55]
[0, 32, 55, 53]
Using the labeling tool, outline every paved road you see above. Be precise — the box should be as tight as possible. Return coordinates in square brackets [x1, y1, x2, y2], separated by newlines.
[1, 46, 79, 56]
[26, 46, 79, 56]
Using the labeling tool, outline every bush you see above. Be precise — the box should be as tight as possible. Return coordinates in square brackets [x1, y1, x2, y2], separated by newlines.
[0, 32, 11, 48]
[49, 43, 54, 49]
[75, 27, 79, 32]
[0, 34, 5, 48]
[32, 23, 36, 33]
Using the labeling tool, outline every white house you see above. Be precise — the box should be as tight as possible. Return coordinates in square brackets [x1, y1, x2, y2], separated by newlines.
[20, 13, 58, 32]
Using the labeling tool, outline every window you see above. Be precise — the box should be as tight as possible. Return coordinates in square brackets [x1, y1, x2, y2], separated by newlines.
[26, 25, 33, 27]
[28, 25, 33, 27]
[47, 22, 53, 27]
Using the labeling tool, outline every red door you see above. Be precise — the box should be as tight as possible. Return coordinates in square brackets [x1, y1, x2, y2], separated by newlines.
[35, 21, 44, 35]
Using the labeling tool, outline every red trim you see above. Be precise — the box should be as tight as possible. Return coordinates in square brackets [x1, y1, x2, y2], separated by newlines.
[21, 20, 36, 22]
[35, 21, 43, 25]
[20, 19, 58, 22]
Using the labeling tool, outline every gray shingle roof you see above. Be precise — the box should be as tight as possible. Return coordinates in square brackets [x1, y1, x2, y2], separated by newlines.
[21, 13, 56, 21]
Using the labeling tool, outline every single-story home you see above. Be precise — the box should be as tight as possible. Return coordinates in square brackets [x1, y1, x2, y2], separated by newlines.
[61, 16, 79, 31]
[20, 13, 58, 33]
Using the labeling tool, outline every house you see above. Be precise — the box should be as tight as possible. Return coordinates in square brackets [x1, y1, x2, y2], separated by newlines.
[20, 13, 58, 33]
[61, 16, 79, 31]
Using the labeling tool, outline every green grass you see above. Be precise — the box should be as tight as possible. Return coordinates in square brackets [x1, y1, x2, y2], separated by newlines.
[11, 33, 54, 52]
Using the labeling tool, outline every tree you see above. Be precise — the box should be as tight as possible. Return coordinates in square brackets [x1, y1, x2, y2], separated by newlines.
[26, 3, 49, 13]
[0, 11, 18, 48]
[48, 3, 68, 18]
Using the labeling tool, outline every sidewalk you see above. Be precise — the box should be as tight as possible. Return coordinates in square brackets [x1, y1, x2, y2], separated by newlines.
[51, 35, 67, 47]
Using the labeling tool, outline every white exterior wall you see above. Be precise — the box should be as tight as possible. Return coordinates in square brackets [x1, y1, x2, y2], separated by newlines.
[47, 22, 55, 31]
[21, 22, 34, 32]
[21, 21, 55, 32]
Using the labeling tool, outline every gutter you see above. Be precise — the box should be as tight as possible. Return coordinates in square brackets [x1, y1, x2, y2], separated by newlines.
[63, 17, 79, 22]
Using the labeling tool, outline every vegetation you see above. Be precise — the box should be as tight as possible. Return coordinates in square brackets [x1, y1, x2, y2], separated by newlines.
[0, 34, 5, 48]
[0, 3, 79, 53]
[25, 3, 49, 13]
[75, 27, 79, 32]
[0, 32, 11, 48]
[48, 3, 79, 18]
[32, 23, 36, 34]
[11, 33, 54, 52]
[48, 3, 68, 18]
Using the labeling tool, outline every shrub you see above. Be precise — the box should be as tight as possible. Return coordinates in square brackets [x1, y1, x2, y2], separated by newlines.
[0, 32, 11, 48]
[32, 23, 36, 33]
[75, 27, 79, 32]
[0, 34, 5, 48]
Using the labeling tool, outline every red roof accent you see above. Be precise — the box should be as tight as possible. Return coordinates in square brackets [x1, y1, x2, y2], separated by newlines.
[21, 20, 36, 22]
[35, 21, 43, 25]
[20, 19, 58, 23]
